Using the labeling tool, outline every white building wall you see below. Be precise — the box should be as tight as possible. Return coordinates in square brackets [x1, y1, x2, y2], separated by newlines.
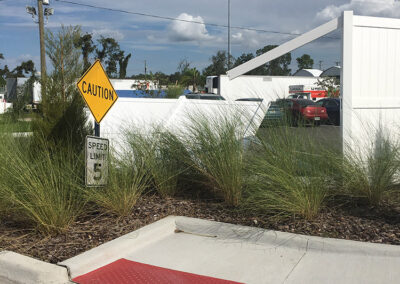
[342, 12, 400, 151]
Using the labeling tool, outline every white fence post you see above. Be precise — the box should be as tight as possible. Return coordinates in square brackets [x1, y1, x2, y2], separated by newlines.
[341, 11, 354, 150]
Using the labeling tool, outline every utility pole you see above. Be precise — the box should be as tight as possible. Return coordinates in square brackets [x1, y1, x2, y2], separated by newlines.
[319, 60, 323, 70]
[37, 0, 46, 79]
[27, 1, 53, 79]
[227, 0, 231, 70]
[144, 60, 147, 81]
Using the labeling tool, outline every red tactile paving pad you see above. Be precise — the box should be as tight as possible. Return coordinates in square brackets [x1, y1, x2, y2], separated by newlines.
[73, 258, 243, 284]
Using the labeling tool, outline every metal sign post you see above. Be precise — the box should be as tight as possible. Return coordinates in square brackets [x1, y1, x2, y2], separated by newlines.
[94, 122, 100, 137]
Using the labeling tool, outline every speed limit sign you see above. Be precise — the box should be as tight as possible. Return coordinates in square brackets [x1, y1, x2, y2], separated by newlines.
[85, 136, 109, 186]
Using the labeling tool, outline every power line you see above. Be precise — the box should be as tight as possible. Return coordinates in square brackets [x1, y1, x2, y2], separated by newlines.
[54, 0, 340, 39]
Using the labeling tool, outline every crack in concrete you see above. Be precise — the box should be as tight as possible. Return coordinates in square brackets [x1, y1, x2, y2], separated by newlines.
[57, 263, 76, 283]
[174, 229, 218, 238]
[282, 239, 309, 283]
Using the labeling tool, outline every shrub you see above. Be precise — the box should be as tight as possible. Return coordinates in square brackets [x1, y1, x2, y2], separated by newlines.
[166, 85, 184, 98]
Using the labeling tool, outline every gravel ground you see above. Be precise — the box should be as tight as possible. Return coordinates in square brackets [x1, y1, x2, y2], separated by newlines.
[1, 194, 399, 264]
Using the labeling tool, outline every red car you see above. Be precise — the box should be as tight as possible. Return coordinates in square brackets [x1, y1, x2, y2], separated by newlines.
[277, 99, 328, 126]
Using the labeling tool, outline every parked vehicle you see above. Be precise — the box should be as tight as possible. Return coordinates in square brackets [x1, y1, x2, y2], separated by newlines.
[260, 101, 285, 127]
[205, 76, 219, 94]
[180, 93, 225, 100]
[315, 98, 340, 125]
[235, 98, 263, 102]
[287, 93, 310, 100]
[204, 75, 319, 102]
[276, 99, 328, 126]
[289, 84, 328, 101]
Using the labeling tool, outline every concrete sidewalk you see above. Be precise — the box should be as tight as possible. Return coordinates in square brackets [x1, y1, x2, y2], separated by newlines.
[60, 216, 400, 284]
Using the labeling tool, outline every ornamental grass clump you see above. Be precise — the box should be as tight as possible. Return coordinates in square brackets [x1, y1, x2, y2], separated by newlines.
[244, 126, 339, 219]
[341, 129, 400, 206]
[149, 130, 190, 197]
[86, 154, 152, 217]
[124, 127, 188, 197]
[0, 135, 85, 234]
[184, 113, 247, 206]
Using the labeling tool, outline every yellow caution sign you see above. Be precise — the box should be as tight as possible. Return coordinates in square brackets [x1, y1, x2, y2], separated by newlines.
[77, 60, 118, 123]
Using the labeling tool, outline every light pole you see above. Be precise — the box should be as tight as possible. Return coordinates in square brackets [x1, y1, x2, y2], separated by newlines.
[228, 0, 231, 70]
[26, 0, 53, 80]
[37, 0, 46, 79]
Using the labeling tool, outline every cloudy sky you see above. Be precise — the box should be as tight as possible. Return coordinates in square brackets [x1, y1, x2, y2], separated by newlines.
[1, 0, 400, 76]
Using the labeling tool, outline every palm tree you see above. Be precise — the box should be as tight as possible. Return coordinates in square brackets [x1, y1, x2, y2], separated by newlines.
[180, 67, 200, 92]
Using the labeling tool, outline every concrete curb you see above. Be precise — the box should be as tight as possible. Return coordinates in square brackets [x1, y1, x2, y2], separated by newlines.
[60, 215, 177, 279]
[61, 215, 400, 280]
[174, 216, 400, 257]
[3, 216, 400, 283]
[0, 251, 71, 284]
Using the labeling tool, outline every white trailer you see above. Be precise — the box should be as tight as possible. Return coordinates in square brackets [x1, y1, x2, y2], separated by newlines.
[217, 75, 318, 102]
[205, 74, 320, 108]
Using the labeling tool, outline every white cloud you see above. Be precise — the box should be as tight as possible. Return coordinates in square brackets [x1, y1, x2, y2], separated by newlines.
[231, 29, 296, 50]
[317, 0, 400, 21]
[91, 28, 125, 40]
[167, 13, 214, 42]
[232, 31, 262, 49]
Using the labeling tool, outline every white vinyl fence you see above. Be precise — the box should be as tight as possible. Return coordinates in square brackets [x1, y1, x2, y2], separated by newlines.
[98, 97, 265, 150]
[341, 11, 400, 151]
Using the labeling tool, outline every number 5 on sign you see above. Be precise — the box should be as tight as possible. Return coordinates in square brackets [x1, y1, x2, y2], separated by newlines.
[85, 136, 109, 186]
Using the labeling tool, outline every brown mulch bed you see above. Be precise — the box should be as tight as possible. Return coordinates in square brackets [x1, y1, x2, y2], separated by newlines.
[1, 195, 400, 264]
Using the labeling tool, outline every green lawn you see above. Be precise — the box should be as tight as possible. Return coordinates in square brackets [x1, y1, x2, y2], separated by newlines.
[0, 115, 32, 133]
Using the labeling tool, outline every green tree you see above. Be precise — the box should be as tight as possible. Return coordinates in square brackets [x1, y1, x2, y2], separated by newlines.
[0, 53, 8, 86]
[74, 33, 95, 71]
[7, 60, 37, 120]
[177, 58, 190, 74]
[10, 75, 36, 120]
[203, 50, 234, 76]
[153, 71, 170, 86]
[169, 71, 181, 85]
[233, 52, 264, 75]
[234, 53, 254, 67]
[180, 67, 201, 91]
[254, 45, 291, 75]
[317, 77, 340, 98]
[118, 51, 131, 79]
[33, 25, 91, 151]
[95, 37, 122, 78]
[45, 26, 82, 102]
[296, 54, 314, 70]
[9, 60, 35, 78]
